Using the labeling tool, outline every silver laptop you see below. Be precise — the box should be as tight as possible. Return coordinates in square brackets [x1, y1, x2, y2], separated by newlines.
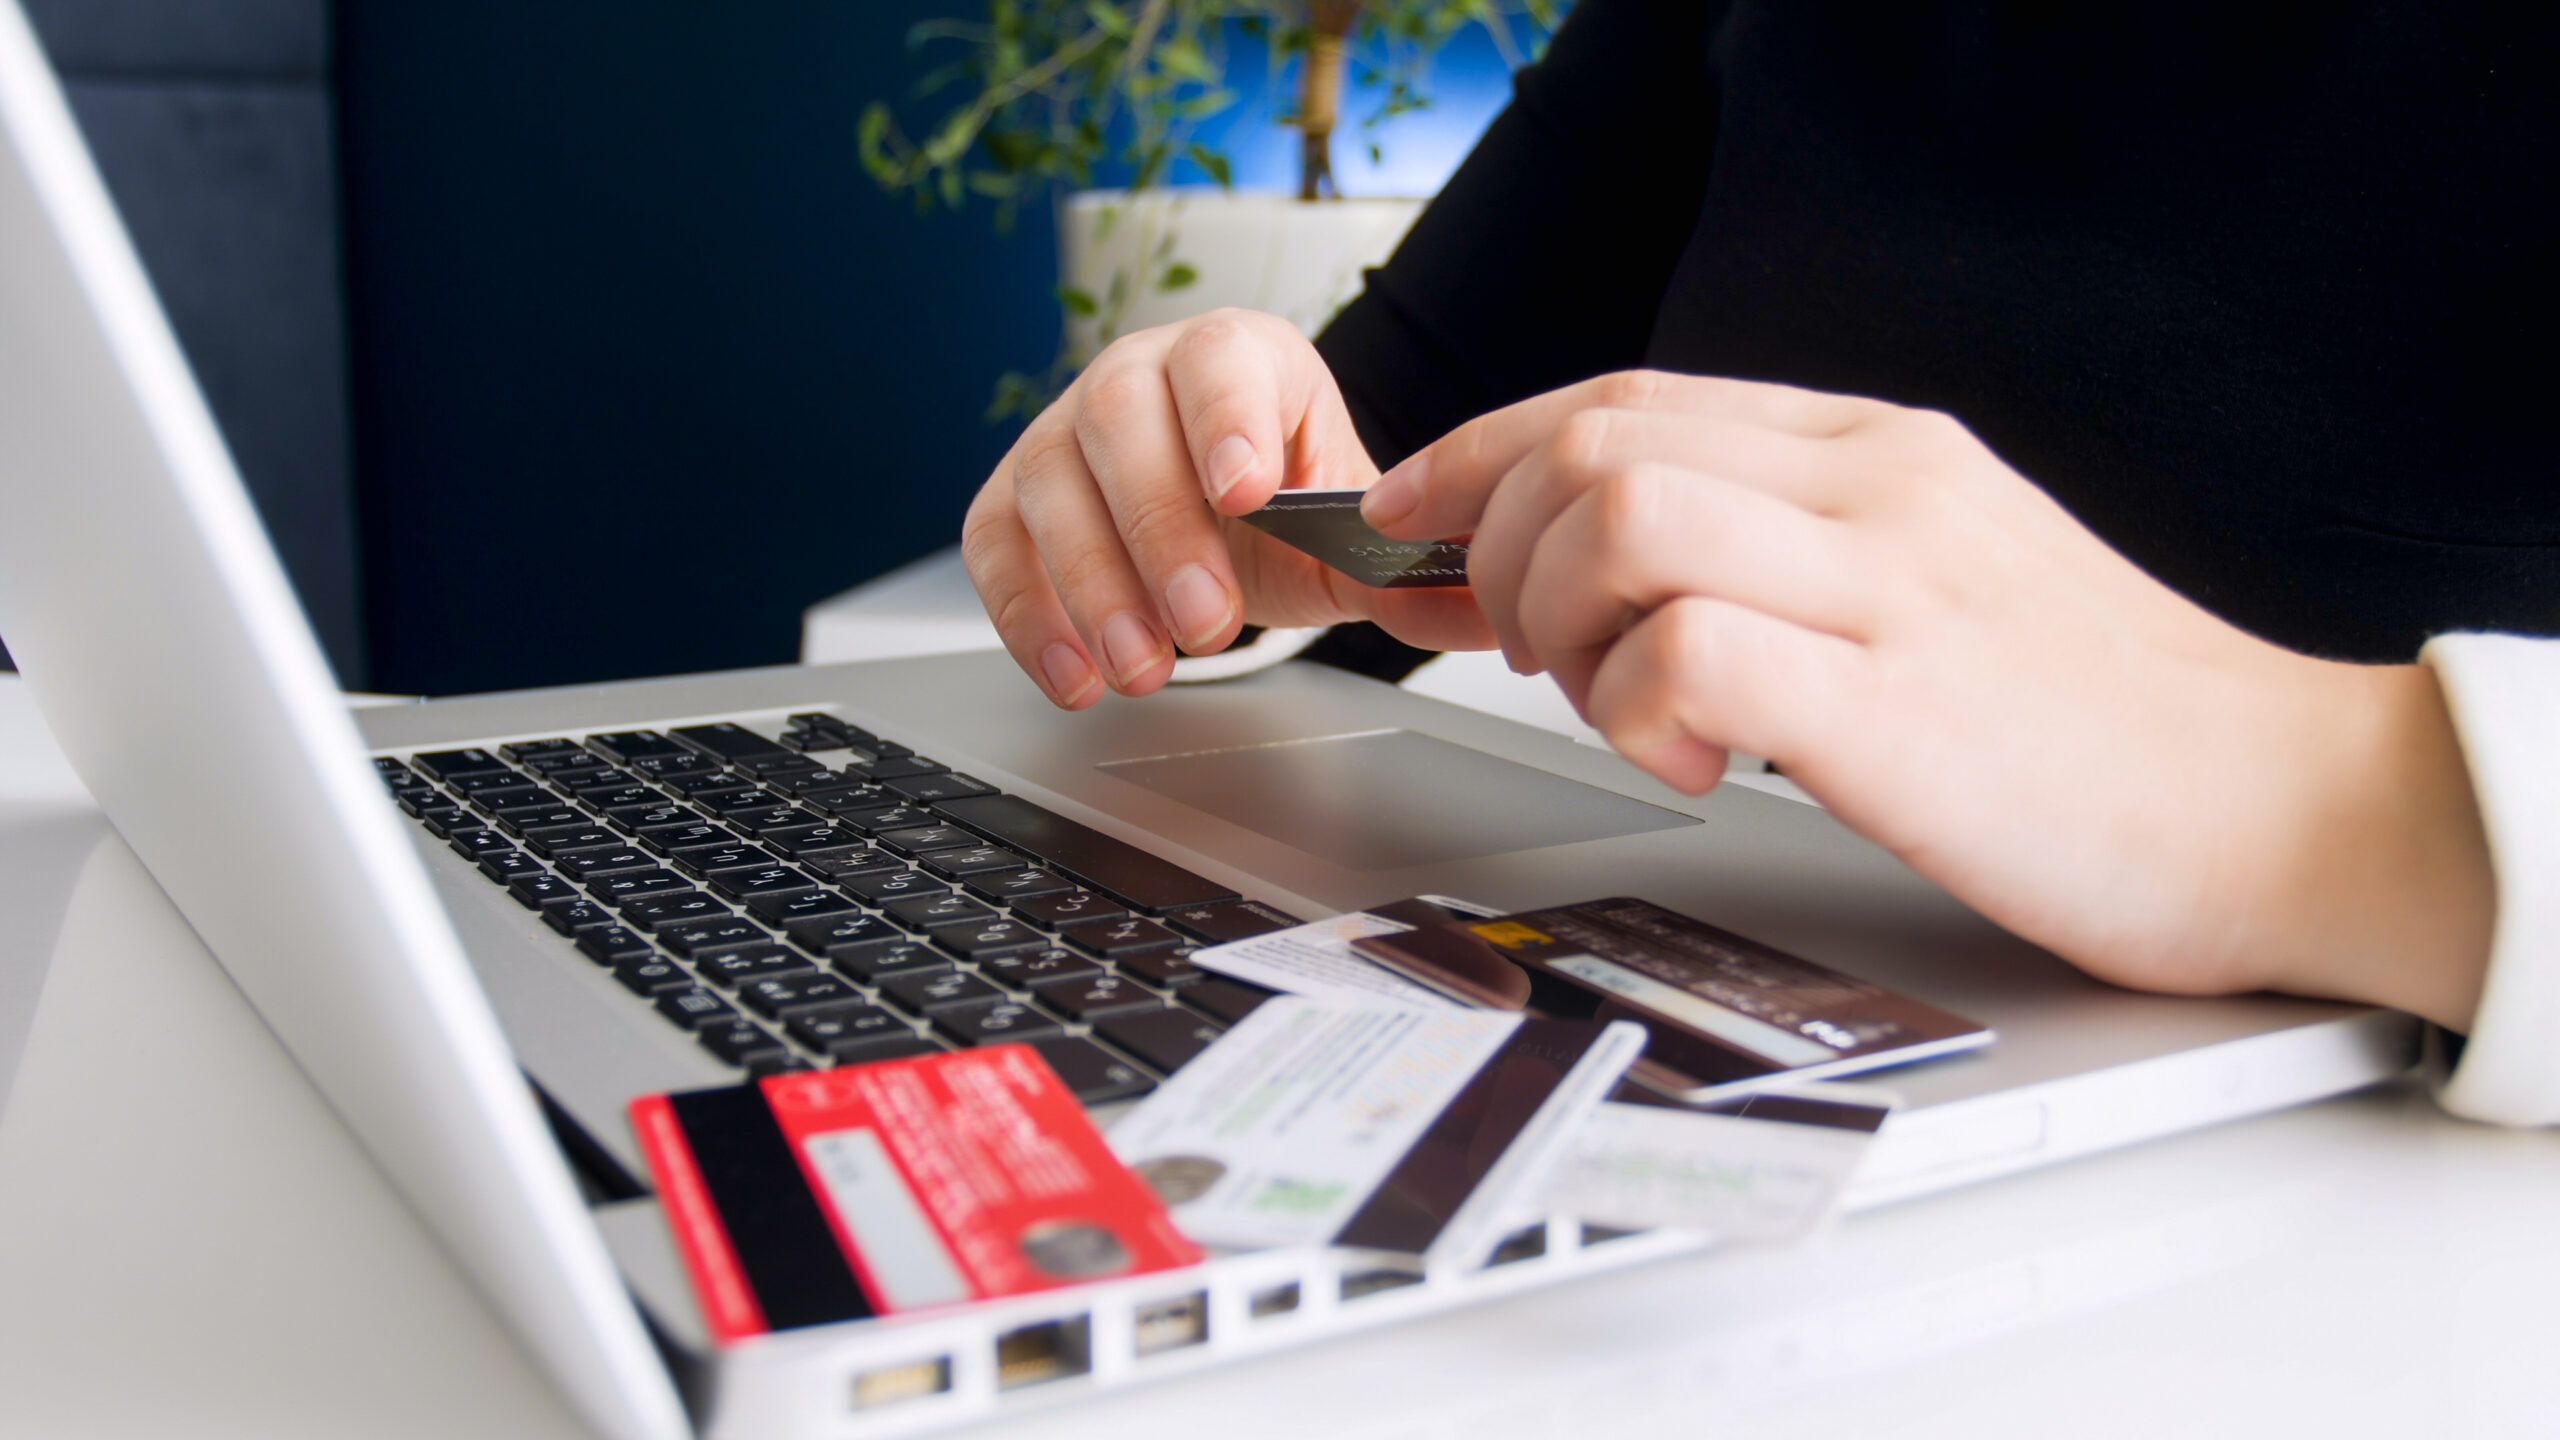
[0, 7, 2417, 1438]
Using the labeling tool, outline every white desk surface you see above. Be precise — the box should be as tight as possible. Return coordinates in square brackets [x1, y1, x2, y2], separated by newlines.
[3, 666, 2554, 1440]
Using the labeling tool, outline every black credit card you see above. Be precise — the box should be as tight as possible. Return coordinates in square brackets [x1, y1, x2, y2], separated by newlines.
[1236, 489, 1471, 587]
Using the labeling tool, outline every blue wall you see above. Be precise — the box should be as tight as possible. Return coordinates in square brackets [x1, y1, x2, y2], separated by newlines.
[335, 4, 1520, 696]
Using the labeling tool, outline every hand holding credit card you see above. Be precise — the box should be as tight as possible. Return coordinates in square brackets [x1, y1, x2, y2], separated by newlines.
[1237, 489, 1471, 587]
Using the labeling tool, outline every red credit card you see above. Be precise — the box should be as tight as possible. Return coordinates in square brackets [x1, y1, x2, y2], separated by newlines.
[633, 1047, 1201, 1344]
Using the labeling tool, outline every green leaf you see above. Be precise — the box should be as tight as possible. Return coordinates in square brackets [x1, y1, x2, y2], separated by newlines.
[1056, 286, 1100, 318]
[1186, 143, 1233, 188]
[1158, 262, 1199, 292]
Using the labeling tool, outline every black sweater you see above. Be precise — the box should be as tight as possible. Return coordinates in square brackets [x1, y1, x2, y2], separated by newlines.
[1316, 0, 2555, 662]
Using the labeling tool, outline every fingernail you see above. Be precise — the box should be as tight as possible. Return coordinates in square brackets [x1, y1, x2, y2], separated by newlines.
[1040, 642, 1097, 705]
[1362, 452, 1428, 529]
[1164, 565, 1235, 651]
[1100, 612, 1165, 687]
[1205, 435, 1256, 502]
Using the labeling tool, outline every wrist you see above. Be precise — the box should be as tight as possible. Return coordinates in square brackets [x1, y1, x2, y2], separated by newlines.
[2258, 660, 2495, 1029]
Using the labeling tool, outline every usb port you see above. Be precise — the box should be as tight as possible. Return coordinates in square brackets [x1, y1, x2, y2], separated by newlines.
[1249, 1282, 1302, 1320]
[1338, 1268, 1424, 1302]
[850, 1356, 951, 1411]
[995, 1317, 1092, 1391]
[1133, 1292, 1210, 1356]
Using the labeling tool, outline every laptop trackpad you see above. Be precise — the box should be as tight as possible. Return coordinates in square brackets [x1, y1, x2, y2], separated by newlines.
[1098, 730, 1698, 871]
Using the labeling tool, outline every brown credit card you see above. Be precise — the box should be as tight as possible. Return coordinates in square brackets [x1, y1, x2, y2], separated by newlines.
[1354, 896, 1994, 1101]
[1236, 489, 1471, 587]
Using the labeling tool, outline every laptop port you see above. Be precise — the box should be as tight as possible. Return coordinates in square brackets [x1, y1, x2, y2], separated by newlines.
[1485, 1224, 1547, 1267]
[1133, 1292, 1210, 1356]
[850, 1356, 951, 1411]
[1338, 1268, 1424, 1303]
[1249, 1281, 1302, 1320]
[995, 1317, 1092, 1390]
[1578, 1223, 1642, 1246]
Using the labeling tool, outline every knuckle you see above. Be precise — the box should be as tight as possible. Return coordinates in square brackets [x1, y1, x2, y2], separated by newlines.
[1006, 423, 1081, 507]
[1112, 481, 1207, 560]
[1548, 407, 1620, 482]
[1076, 365, 1158, 433]
[1591, 465, 1668, 548]
[1597, 368, 1669, 410]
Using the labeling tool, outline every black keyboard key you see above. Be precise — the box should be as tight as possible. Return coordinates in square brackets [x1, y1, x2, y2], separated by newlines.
[1095, 1009, 1224, 1075]
[633, 821, 730, 854]
[652, 915, 774, 959]
[855, 756, 949, 782]
[421, 808, 484, 839]
[1013, 889, 1128, 929]
[1037, 974, 1163, 1021]
[918, 845, 1030, 880]
[508, 873, 583, 910]
[773, 769, 869, 797]
[827, 938, 950, 982]
[859, 738, 915, 760]
[841, 868, 940, 904]
[544, 900, 617, 935]
[520, 826, 624, 859]
[933, 1001, 1065, 1046]
[501, 739, 582, 761]
[786, 1004, 918, 1060]
[759, 823, 872, 860]
[449, 828, 515, 860]
[479, 850, 547, 884]
[655, 987, 739, 1030]
[885, 892, 995, 930]
[739, 753, 825, 779]
[591, 870, 694, 906]
[799, 783, 898, 817]
[663, 772, 757, 800]
[928, 916, 1051, 960]
[556, 848, 659, 880]
[1062, 916, 1184, 958]
[496, 805, 588, 836]
[781, 911, 899, 958]
[746, 1053, 812, 1078]
[698, 787, 794, 817]
[448, 769, 539, 796]
[673, 722, 793, 763]
[616, 801, 706, 830]
[574, 786, 664, 814]
[375, 757, 419, 782]
[961, 868, 1075, 905]
[581, 926, 656, 965]
[589, 730, 687, 762]
[467, 785, 550, 815]
[746, 889, 862, 926]
[666, 842, 784, 878]
[826, 1036, 947, 1067]
[836, 803, 940, 835]
[613, 956, 695, 995]
[1166, 900, 1301, 945]
[1115, 948, 1206, 987]
[737, 973, 862, 1020]
[934, 794, 1238, 914]
[1029, 1036, 1156, 1103]
[696, 945, 816, 990]
[394, 787, 442, 815]
[698, 1020, 789, 1069]
[881, 968, 1006, 1015]
[1184, 978, 1275, 1026]
[800, 846, 905, 880]
[873, 823, 977, 857]
[627, 751, 721, 780]
[707, 865, 819, 902]
[883, 772, 997, 804]
[413, 747, 510, 780]
[978, 948, 1104, 990]
[525, 750, 614, 778]
[620, 892, 735, 933]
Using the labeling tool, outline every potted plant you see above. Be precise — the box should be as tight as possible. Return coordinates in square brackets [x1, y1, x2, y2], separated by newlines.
[860, 0, 1565, 418]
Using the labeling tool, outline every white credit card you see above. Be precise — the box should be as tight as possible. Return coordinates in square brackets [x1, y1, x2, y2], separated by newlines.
[1187, 896, 1495, 1007]
[1109, 996, 1646, 1273]
[1537, 1085, 1893, 1244]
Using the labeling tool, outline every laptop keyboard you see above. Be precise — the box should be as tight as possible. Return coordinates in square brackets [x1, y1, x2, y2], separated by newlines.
[372, 712, 1300, 1103]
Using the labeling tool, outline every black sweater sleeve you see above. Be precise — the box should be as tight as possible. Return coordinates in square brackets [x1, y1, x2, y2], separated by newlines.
[1314, 0, 1728, 468]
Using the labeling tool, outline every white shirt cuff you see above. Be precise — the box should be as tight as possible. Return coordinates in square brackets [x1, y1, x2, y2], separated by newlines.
[2423, 632, 2560, 1125]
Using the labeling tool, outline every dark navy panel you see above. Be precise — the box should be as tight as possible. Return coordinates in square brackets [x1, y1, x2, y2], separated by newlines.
[335, 2, 1055, 695]
[21, 0, 325, 80]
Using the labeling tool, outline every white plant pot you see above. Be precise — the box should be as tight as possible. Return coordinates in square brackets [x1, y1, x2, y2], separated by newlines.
[1057, 188, 1425, 355]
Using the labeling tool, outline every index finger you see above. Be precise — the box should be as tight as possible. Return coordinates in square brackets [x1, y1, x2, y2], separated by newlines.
[1358, 371, 1875, 541]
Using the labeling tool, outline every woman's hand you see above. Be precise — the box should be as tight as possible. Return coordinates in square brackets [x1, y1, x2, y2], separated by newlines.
[962, 308, 1492, 708]
[1363, 371, 2497, 1029]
